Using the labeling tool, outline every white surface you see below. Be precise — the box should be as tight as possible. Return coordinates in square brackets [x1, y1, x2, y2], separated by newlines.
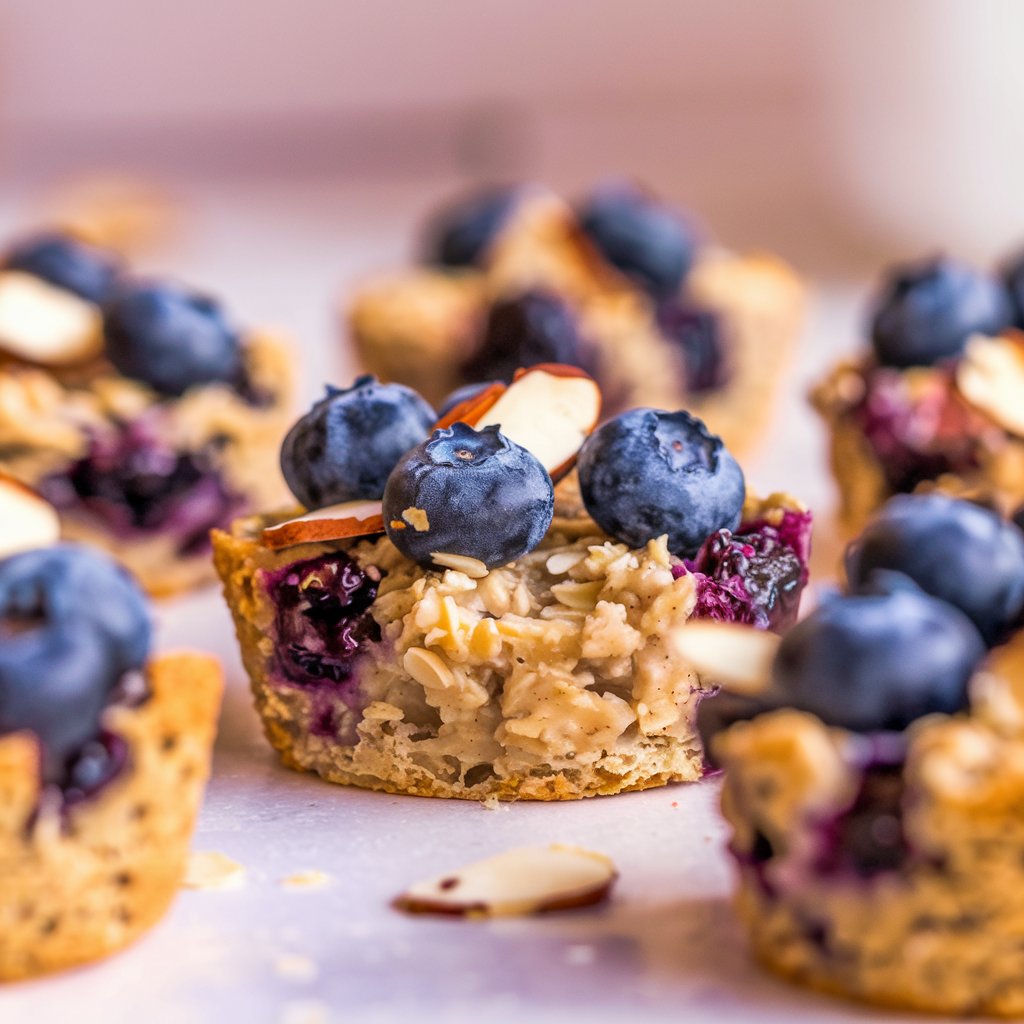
[0, 181, 913, 1024]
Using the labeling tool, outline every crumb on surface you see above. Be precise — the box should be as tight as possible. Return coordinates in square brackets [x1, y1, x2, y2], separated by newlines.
[181, 851, 246, 891]
[274, 953, 319, 983]
[280, 869, 332, 891]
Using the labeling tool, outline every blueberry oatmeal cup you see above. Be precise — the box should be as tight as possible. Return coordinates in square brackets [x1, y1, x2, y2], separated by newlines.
[347, 182, 804, 455]
[0, 485, 222, 979]
[811, 252, 1024, 533]
[214, 365, 811, 800]
[0, 230, 294, 595]
[687, 493, 1024, 1015]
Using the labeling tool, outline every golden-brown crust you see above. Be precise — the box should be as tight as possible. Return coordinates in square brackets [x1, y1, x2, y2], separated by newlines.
[0, 652, 223, 980]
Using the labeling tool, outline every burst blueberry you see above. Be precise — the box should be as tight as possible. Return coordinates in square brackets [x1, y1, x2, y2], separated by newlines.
[4, 230, 121, 304]
[577, 182, 696, 299]
[462, 291, 589, 384]
[104, 279, 243, 396]
[383, 422, 554, 569]
[422, 185, 520, 268]
[656, 300, 727, 392]
[281, 376, 435, 509]
[577, 408, 744, 557]
[846, 493, 1024, 645]
[772, 584, 985, 733]
[870, 256, 1012, 368]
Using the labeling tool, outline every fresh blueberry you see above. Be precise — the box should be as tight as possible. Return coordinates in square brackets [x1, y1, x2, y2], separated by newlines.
[656, 300, 727, 392]
[462, 291, 590, 384]
[437, 381, 500, 420]
[577, 408, 745, 557]
[846, 493, 1024, 645]
[383, 422, 554, 569]
[281, 376, 436, 509]
[577, 182, 696, 299]
[1000, 247, 1024, 329]
[0, 544, 151, 673]
[772, 584, 985, 732]
[422, 185, 520, 268]
[870, 256, 1013, 368]
[3, 231, 121, 304]
[103, 280, 243, 396]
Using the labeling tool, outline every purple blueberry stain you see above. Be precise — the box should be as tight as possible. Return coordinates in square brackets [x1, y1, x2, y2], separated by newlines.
[676, 508, 812, 632]
[264, 552, 385, 744]
[41, 414, 246, 556]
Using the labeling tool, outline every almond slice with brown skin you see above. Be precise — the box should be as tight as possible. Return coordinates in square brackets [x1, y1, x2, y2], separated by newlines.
[433, 381, 508, 431]
[0, 271, 103, 366]
[395, 844, 616, 918]
[261, 499, 384, 550]
[0, 475, 61, 558]
[441, 364, 601, 481]
[672, 620, 779, 696]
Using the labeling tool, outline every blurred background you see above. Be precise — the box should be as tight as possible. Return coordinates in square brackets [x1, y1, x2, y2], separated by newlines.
[4, 0, 1024, 272]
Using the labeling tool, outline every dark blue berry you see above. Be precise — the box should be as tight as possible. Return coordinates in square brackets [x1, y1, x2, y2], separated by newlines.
[656, 300, 727, 392]
[281, 376, 435, 509]
[437, 381, 499, 419]
[462, 291, 590, 384]
[422, 186, 520, 268]
[103, 280, 243, 396]
[846, 493, 1024, 645]
[1000, 247, 1024, 329]
[4, 231, 121, 304]
[772, 585, 985, 732]
[0, 544, 151, 674]
[577, 182, 696, 299]
[0, 545, 150, 783]
[383, 422, 554, 569]
[870, 256, 1012, 368]
[577, 408, 745, 557]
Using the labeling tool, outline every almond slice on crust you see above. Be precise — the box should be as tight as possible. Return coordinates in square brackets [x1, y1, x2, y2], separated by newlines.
[395, 844, 616, 918]
[0, 271, 103, 366]
[261, 499, 384, 550]
[0, 476, 61, 559]
[671, 620, 779, 696]
[955, 332, 1024, 437]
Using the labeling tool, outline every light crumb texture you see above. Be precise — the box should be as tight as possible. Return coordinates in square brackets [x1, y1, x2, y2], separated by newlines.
[718, 633, 1024, 1017]
[182, 850, 247, 891]
[280, 869, 332, 891]
[0, 331, 295, 595]
[0, 653, 223, 980]
[213, 489, 777, 800]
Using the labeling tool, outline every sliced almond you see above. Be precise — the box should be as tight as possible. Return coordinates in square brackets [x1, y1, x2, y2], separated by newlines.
[395, 844, 616, 917]
[433, 381, 507, 431]
[453, 364, 601, 480]
[0, 270, 103, 366]
[956, 332, 1024, 436]
[0, 476, 61, 558]
[671, 620, 779, 695]
[261, 499, 384, 550]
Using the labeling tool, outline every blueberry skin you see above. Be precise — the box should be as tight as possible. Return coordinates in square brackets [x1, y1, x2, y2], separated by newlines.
[281, 376, 436, 509]
[577, 408, 745, 557]
[577, 183, 696, 299]
[103, 280, 243, 396]
[0, 618, 119, 783]
[383, 422, 554, 569]
[437, 380, 499, 419]
[4, 231, 121, 304]
[1001, 247, 1024, 328]
[422, 186, 520, 268]
[846, 493, 1024, 645]
[773, 586, 985, 733]
[0, 544, 152, 674]
[870, 256, 1013, 368]
[462, 291, 589, 384]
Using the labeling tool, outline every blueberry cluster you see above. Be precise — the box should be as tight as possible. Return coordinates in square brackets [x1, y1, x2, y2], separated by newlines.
[0, 544, 151, 789]
[3, 231, 248, 397]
